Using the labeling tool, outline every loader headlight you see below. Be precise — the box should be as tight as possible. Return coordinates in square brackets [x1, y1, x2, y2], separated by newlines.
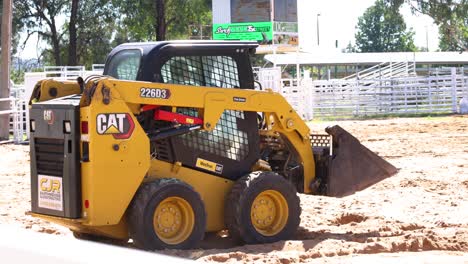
[30, 120, 36, 132]
[63, 120, 72, 134]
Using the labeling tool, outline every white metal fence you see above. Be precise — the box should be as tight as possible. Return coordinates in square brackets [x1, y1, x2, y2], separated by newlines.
[3, 85, 28, 143]
[5, 66, 468, 143]
[343, 60, 416, 81]
[265, 67, 468, 120]
[6, 66, 105, 143]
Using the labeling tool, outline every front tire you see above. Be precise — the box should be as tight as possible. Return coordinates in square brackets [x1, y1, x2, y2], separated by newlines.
[225, 171, 301, 244]
[127, 179, 206, 250]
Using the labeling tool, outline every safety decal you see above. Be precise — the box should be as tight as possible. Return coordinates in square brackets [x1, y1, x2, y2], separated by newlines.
[233, 97, 246, 103]
[96, 113, 135, 139]
[38, 175, 63, 211]
[196, 158, 224, 174]
[140, 87, 171, 99]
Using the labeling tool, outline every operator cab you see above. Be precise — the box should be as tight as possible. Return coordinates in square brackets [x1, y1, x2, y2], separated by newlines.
[104, 41, 261, 181]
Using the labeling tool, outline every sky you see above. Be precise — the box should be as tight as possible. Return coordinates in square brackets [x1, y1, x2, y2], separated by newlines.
[17, 0, 441, 59]
[298, 0, 439, 52]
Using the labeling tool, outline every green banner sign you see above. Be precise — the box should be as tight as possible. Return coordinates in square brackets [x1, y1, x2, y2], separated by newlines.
[213, 22, 273, 41]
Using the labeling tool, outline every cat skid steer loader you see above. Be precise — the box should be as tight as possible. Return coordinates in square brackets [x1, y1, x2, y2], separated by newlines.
[28, 41, 397, 250]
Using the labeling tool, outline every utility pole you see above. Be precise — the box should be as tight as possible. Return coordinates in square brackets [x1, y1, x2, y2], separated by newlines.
[316, 13, 321, 46]
[425, 25, 429, 52]
[0, 0, 13, 140]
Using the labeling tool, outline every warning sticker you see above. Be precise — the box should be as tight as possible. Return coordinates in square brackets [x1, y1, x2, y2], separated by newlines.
[196, 158, 224, 174]
[38, 175, 63, 211]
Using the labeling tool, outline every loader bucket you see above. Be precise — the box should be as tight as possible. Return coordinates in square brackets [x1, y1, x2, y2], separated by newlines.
[324, 125, 398, 197]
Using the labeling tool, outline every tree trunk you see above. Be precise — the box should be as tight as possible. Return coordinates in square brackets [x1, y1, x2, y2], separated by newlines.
[68, 0, 79, 66]
[155, 0, 166, 40]
[50, 22, 61, 66]
[0, 0, 12, 140]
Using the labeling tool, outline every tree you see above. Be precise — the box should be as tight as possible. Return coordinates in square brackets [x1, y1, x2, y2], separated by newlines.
[72, 0, 116, 67]
[1, 0, 24, 54]
[386, 0, 467, 51]
[16, 0, 116, 66]
[67, 0, 79, 65]
[15, 0, 68, 65]
[439, 15, 467, 51]
[114, 0, 211, 41]
[343, 41, 358, 53]
[14, 0, 211, 68]
[355, 0, 417, 52]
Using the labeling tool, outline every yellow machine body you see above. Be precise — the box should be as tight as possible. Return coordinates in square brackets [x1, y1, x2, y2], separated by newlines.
[30, 79, 81, 103]
[31, 78, 315, 239]
[28, 42, 396, 244]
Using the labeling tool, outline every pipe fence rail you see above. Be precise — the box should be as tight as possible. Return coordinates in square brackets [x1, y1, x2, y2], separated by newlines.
[265, 67, 468, 120]
[5, 66, 105, 144]
[3, 67, 468, 144]
[2, 85, 28, 143]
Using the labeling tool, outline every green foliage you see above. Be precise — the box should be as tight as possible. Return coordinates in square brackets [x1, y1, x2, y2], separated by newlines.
[355, 0, 417, 52]
[112, 0, 212, 41]
[74, 0, 117, 67]
[12, 0, 212, 67]
[438, 12, 467, 51]
[343, 41, 358, 53]
[14, 0, 69, 65]
[386, 0, 467, 51]
[10, 68, 24, 84]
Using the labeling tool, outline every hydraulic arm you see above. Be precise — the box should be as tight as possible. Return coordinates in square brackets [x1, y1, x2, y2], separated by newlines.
[82, 77, 316, 193]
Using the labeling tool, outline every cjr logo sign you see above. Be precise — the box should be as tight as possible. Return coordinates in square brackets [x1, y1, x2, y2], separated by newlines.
[96, 113, 135, 139]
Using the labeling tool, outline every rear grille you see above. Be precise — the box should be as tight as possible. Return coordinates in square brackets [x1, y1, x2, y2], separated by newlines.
[35, 138, 64, 176]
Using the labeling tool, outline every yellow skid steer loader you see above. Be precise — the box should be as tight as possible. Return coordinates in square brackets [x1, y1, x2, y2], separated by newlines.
[28, 41, 397, 250]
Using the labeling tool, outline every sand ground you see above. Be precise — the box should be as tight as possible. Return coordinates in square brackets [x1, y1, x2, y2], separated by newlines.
[0, 115, 467, 263]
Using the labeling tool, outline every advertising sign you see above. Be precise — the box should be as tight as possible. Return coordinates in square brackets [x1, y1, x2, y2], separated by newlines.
[213, 22, 273, 42]
[273, 22, 299, 46]
[38, 175, 63, 211]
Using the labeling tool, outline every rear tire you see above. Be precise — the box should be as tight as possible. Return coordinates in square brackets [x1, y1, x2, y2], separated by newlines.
[127, 179, 206, 250]
[225, 171, 301, 244]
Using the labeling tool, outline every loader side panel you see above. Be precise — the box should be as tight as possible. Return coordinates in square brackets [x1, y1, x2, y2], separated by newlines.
[80, 86, 150, 226]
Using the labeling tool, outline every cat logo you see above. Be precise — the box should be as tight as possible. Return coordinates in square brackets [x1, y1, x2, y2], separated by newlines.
[43, 110, 55, 125]
[96, 113, 135, 139]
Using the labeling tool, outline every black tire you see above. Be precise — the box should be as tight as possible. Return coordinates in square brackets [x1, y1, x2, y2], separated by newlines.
[72, 231, 128, 245]
[73, 231, 101, 241]
[225, 171, 301, 244]
[127, 178, 206, 250]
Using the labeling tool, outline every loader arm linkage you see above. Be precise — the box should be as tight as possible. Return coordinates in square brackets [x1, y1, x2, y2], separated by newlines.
[83, 78, 316, 193]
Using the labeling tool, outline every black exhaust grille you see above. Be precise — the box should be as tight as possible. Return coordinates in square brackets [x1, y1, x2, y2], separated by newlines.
[35, 138, 64, 176]
[152, 139, 174, 162]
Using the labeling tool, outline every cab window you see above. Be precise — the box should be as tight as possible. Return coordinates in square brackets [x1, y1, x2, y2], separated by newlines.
[160, 55, 248, 161]
[107, 49, 141, 80]
[161, 56, 240, 88]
